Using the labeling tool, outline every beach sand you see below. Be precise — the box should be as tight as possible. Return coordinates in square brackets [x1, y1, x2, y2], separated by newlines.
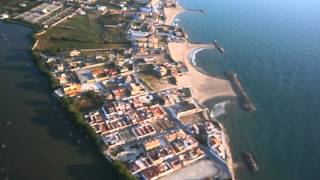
[168, 41, 236, 103]
[164, 3, 236, 179]
[164, 3, 185, 25]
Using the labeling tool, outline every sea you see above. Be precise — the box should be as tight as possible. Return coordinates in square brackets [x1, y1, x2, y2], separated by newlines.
[177, 0, 320, 179]
[1, 0, 320, 179]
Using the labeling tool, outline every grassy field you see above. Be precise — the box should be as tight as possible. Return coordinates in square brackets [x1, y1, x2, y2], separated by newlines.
[98, 13, 131, 43]
[36, 12, 131, 53]
[138, 69, 172, 90]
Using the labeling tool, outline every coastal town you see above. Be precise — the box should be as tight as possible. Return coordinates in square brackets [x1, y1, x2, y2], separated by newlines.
[1, 0, 237, 179]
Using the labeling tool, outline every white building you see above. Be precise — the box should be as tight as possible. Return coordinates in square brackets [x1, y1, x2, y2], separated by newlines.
[0, 14, 9, 20]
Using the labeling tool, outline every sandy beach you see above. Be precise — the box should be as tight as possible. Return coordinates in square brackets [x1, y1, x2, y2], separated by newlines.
[164, 3, 185, 25]
[165, 4, 236, 179]
[168, 41, 236, 103]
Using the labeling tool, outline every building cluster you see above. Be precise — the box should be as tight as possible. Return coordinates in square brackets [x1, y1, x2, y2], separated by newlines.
[129, 130, 205, 180]
[13, 0, 233, 179]
[190, 121, 229, 161]
[128, 0, 188, 80]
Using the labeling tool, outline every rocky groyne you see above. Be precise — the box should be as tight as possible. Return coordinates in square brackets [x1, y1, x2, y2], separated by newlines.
[225, 71, 256, 112]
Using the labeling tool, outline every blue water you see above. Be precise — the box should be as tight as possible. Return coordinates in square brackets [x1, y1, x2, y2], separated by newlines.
[177, 0, 320, 179]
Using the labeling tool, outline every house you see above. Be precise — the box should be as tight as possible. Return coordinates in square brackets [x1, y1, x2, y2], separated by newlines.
[69, 50, 81, 57]
[97, 5, 107, 12]
[0, 14, 9, 20]
[79, 10, 86, 15]
[129, 30, 149, 38]
[63, 83, 81, 96]
[19, 2, 27, 7]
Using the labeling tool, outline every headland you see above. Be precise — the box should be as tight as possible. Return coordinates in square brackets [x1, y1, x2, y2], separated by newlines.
[0, 0, 240, 179]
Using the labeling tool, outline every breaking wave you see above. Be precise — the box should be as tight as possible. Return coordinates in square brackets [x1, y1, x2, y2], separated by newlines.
[190, 48, 205, 66]
[210, 100, 230, 119]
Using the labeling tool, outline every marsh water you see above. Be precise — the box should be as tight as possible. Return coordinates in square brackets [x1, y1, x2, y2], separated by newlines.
[0, 22, 114, 180]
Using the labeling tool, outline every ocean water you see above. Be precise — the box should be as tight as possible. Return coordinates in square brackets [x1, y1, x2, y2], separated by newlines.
[0, 23, 114, 180]
[177, 0, 320, 179]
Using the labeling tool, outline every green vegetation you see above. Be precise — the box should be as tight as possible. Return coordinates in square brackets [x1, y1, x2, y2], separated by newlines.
[36, 12, 131, 53]
[98, 13, 131, 43]
[112, 160, 137, 180]
[31, 51, 61, 89]
[61, 96, 103, 146]
[110, 147, 125, 156]
[37, 14, 105, 52]
[5, 1, 138, 179]
[71, 91, 104, 112]
[30, 52, 136, 180]
[139, 67, 171, 90]
[61, 96, 137, 180]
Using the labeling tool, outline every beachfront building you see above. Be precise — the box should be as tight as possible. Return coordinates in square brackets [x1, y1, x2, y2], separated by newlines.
[0, 14, 9, 20]
[127, 130, 205, 179]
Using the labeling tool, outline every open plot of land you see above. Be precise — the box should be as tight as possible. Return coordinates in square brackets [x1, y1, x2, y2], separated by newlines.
[119, 129, 137, 143]
[36, 13, 130, 52]
[36, 14, 103, 51]
[98, 13, 132, 43]
[160, 159, 220, 180]
[0, 0, 41, 14]
[15, 3, 63, 24]
[70, 92, 103, 112]
[179, 112, 208, 125]
[150, 118, 174, 132]
[138, 68, 175, 91]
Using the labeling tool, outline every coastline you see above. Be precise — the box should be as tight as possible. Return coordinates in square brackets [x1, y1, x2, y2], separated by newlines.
[163, 1, 185, 25]
[0, 22, 119, 180]
[0, 20, 132, 180]
[167, 41, 236, 103]
[2, 0, 236, 179]
[164, 3, 237, 180]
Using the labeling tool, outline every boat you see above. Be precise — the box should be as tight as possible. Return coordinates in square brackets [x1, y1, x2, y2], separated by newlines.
[213, 40, 225, 53]
[241, 152, 259, 172]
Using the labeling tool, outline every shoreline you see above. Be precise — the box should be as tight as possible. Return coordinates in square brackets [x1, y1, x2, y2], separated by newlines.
[165, 3, 237, 180]
[1, 19, 131, 180]
[0, 22, 118, 180]
[163, 1, 185, 25]
[3, 0, 236, 179]
[167, 41, 236, 103]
